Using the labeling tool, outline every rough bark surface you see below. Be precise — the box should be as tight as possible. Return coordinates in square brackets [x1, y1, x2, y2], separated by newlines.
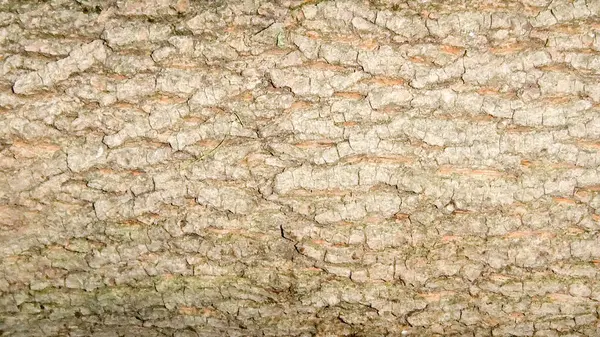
[1, 0, 600, 336]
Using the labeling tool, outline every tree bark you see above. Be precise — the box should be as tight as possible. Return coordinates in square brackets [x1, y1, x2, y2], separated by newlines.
[1, 0, 600, 336]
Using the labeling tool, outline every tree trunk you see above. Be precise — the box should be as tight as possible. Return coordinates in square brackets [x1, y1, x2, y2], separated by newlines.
[1, 0, 600, 336]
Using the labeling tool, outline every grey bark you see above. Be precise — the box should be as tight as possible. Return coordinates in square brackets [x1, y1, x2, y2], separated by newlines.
[1, 0, 600, 336]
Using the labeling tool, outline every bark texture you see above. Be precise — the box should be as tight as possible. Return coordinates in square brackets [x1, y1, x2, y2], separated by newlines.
[1, 0, 600, 336]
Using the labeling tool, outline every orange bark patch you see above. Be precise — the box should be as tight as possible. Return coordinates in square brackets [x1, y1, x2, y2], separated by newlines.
[90, 78, 108, 90]
[441, 235, 460, 242]
[521, 159, 577, 169]
[333, 91, 365, 99]
[477, 87, 500, 96]
[305, 61, 348, 72]
[141, 140, 169, 149]
[377, 106, 404, 114]
[538, 64, 572, 72]
[153, 95, 187, 104]
[178, 307, 199, 315]
[174, 0, 189, 12]
[364, 215, 384, 224]
[130, 170, 145, 176]
[112, 102, 136, 109]
[520, 159, 533, 167]
[441, 45, 464, 55]
[490, 43, 527, 55]
[576, 141, 600, 150]
[330, 35, 360, 44]
[409, 56, 429, 64]
[468, 114, 497, 122]
[552, 197, 576, 205]
[476, 0, 511, 10]
[341, 121, 358, 127]
[148, 213, 161, 219]
[166, 61, 201, 69]
[521, 5, 542, 16]
[202, 307, 216, 316]
[306, 31, 320, 39]
[0, 206, 27, 227]
[242, 153, 266, 166]
[184, 115, 209, 124]
[358, 39, 378, 51]
[574, 189, 590, 199]
[541, 95, 573, 104]
[237, 91, 254, 102]
[286, 101, 313, 111]
[437, 166, 505, 177]
[108, 74, 128, 81]
[505, 125, 535, 133]
[547, 293, 576, 302]
[552, 24, 583, 34]
[335, 220, 354, 226]
[162, 273, 175, 280]
[418, 291, 455, 302]
[550, 162, 577, 169]
[566, 227, 585, 235]
[120, 218, 143, 226]
[97, 168, 115, 174]
[179, 307, 215, 316]
[206, 228, 244, 235]
[294, 139, 336, 148]
[11, 141, 61, 158]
